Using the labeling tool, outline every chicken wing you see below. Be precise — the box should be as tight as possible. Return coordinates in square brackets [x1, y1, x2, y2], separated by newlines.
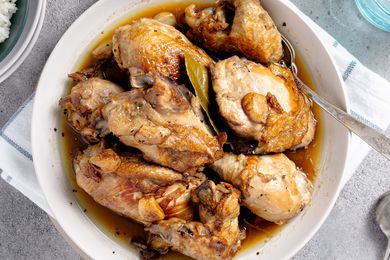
[147, 180, 245, 260]
[68, 57, 129, 87]
[74, 142, 206, 224]
[211, 56, 316, 153]
[211, 153, 312, 224]
[112, 18, 213, 82]
[59, 78, 124, 143]
[184, 0, 283, 63]
[102, 74, 225, 173]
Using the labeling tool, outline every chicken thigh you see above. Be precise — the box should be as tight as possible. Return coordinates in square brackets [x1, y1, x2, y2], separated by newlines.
[112, 18, 212, 82]
[102, 74, 225, 173]
[212, 56, 316, 153]
[185, 0, 283, 63]
[147, 180, 245, 260]
[211, 153, 312, 224]
[59, 78, 123, 143]
[74, 142, 206, 224]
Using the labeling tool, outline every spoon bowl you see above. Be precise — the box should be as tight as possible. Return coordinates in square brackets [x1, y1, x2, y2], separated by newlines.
[376, 191, 390, 259]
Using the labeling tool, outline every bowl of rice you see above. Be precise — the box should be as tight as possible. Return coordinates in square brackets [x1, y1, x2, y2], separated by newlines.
[0, 0, 28, 61]
[0, 0, 46, 83]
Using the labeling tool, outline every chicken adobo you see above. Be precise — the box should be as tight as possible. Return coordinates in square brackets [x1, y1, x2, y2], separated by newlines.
[60, 1, 318, 259]
[112, 18, 213, 83]
[74, 142, 205, 224]
[102, 74, 225, 173]
[211, 153, 313, 224]
[147, 181, 245, 259]
[211, 56, 316, 153]
[185, 0, 283, 63]
[59, 78, 124, 143]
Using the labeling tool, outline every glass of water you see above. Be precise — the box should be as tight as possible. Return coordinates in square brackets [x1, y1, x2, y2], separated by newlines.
[355, 0, 390, 31]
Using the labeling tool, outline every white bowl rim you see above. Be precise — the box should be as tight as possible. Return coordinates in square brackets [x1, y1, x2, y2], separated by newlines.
[272, 2, 352, 258]
[31, 0, 352, 259]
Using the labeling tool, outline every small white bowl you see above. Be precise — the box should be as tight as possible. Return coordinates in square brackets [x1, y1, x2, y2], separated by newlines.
[0, 0, 46, 83]
[31, 0, 351, 259]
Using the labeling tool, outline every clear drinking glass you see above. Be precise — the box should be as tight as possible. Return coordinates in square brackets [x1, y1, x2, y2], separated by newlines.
[355, 0, 390, 31]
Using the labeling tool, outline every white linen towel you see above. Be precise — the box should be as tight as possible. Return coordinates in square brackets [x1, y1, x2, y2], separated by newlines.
[1, 1, 390, 218]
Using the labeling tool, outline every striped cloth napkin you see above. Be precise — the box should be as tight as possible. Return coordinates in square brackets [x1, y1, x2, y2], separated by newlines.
[1, 2, 390, 217]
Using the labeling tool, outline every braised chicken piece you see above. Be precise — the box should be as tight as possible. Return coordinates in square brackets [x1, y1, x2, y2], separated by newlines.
[211, 56, 316, 153]
[87, 11, 177, 63]
[147, 180, 245, 260]
[102, 74, 225, 173]
[112, 18, 213, 82]
[59, 78, 123, 143]
[211, 153, 312, 224]
[185, 0, 283, 63]
[74, 142, 206, 224]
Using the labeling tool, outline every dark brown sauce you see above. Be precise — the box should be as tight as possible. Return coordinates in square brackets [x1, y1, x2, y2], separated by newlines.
[59, 2, 322, 258]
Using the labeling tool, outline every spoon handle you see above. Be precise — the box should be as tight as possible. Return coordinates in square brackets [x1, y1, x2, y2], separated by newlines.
[294, 75, 390, 161]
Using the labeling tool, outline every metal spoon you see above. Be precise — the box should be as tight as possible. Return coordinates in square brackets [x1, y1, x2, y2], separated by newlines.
[280, 35, 390, 161]
[376, 192, 390, 260]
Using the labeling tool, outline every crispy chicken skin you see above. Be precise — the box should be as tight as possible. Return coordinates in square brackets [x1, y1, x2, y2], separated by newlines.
[59, 78, 123, 143]
[102, 74, 225, 173]
[211, 153, 312, 224]
[74, 142, 206, 224]
[185, 0, 283, 63]
[211, 56, 316, 153]
[147, 180, 245, 260]
[112, 18, 213, 82]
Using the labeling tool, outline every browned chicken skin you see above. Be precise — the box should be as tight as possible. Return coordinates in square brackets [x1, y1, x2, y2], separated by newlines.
[185, 0, 283, 63]
[212, 56, 316, 153]
[211, 153, 312, 224]
[102, 74, 225, 173]
[112, 18, 213, 82]
[59, 78, 124, 143]
[74, 142, 206, 224]
[147, 180, 245, 260]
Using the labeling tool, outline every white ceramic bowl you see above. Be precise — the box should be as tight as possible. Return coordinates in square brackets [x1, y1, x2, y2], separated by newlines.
[31, 0, 351, 259]
[0, 0, 46, 83]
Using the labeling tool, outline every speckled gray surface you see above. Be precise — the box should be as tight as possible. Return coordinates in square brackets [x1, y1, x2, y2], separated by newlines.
[0, 0, 389, 259]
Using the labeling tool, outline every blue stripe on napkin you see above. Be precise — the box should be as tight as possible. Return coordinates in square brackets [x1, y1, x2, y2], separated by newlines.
[0, 93, 35, 161]
[0, 134, 33, 161]
[342, 61, 357, 81]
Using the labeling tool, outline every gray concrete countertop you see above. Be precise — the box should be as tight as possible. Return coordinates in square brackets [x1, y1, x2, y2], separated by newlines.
[0, 0, 389, 259]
